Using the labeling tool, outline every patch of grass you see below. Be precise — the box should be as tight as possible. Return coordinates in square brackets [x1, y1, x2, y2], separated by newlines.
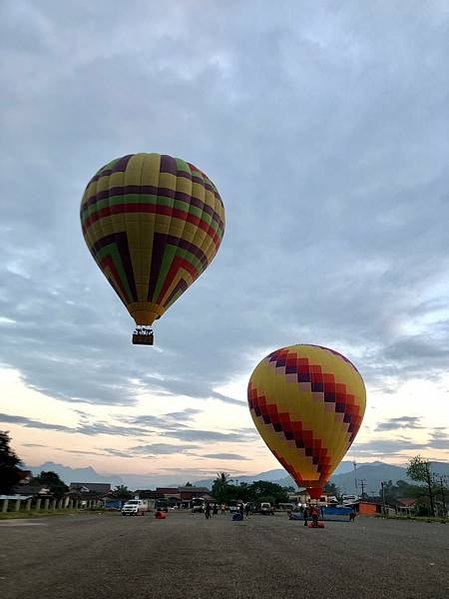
[376, 514, 448, 524]
[0, 509, 111, 520]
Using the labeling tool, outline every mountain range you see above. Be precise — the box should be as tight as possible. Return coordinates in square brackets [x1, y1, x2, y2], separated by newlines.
[25, 459, 449, 494]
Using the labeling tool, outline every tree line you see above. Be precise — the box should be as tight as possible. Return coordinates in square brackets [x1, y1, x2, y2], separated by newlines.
[2, 430, 447, 515]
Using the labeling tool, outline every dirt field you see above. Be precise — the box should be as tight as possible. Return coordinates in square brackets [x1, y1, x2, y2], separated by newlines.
[1, 511, 448, 599]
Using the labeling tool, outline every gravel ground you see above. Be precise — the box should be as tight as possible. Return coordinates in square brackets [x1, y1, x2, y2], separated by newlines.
[0, 512, 448, 599]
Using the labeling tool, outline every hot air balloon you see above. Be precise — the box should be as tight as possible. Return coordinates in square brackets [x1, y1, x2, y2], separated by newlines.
[247, 344, 366, 500]
[80, 153, 225, 345]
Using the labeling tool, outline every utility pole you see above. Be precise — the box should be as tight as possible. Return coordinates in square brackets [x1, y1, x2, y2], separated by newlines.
[353, 461, 357, 495]
[438, 475, 447, 517]
[359, 479, 367, 500]
[425, 462, 435, 518]
[381, 481, 386, 516]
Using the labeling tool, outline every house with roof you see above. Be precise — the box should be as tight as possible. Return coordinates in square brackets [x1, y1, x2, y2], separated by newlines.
[152, 486, 214, 508]
[69, 482, 112, 494]
[12, 484, 51, 498]
[396, 498, 417, 516]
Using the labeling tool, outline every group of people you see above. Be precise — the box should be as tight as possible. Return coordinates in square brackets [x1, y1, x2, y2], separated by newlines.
[203, 502, 251, 520]
[287, 504, 322, 527]
[204, 502, 221, 519]
[303, 505, 321, 527]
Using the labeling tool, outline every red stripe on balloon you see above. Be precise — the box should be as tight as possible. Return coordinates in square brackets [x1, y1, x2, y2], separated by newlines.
[266, 350, 363, 443]
[156, 256, 199, 305]
[100, 255, 131, 305]
[83, 204, 221, 250]
[248, 383, 333, 481]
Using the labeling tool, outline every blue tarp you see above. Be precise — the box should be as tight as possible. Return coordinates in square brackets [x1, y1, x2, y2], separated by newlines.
[322, 506, 352, 521]
[104, 500, 122, 510]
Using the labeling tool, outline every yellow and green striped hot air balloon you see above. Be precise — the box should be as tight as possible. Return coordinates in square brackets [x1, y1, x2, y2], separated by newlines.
[248, 344, 366, 499]
[80, 153, 225, 344]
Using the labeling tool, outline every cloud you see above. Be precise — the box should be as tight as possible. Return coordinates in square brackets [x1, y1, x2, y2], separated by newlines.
[428, 429, 449, 450]
[162, 429, 256, 443]
[0, 412, 72, 433]
[1, 1, 449, 470]
[201, 453, 249, 461]
[375, 416, 424, 432]
[0, 412, 159, 438]
[129, 443, 200, 456]
[350, 437, 428, 457]
[22, 443, 50, 448]
[122, 409, 203, 430]
[0, 1, 447, 414]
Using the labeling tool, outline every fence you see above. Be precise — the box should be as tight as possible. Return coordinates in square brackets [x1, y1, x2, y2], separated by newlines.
[0, 495, 103, 514]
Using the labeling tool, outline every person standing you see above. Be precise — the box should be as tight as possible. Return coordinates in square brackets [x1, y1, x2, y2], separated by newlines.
[213, 503, 218, 516]
[205, 502, 211, 520]
[303, 506, 309, 527]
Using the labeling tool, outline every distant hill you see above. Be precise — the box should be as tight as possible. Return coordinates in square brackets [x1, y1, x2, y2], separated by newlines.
[194, 461, 355, 489]
[194, 460, 449, 494]
[25, 462, 124, 487]
[25, 462, 199, 489]
[330, 461, 449, 495]
[330, 461, 410, 495]
[25, 460, 449, 493]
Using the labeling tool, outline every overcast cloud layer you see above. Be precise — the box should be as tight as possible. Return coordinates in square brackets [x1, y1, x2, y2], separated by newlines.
[1, 1, 449, 477]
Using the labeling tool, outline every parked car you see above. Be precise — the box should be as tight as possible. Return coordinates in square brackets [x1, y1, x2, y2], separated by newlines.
[121, 499, 148, 516]
[259, 502, 275, 515]
[228, 500, 242, 514]
[277, 503, 295, 511]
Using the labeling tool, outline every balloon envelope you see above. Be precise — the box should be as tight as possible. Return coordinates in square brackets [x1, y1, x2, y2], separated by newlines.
[248, 344, 366, 498]
[80, 153, 225, 328]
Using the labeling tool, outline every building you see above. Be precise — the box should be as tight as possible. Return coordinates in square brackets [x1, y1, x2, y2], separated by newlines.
[12, 484, 51, 498]
[288, 490, 334, 506]
[69, 483, 112, 494]
[356, 501, 382, 515]
[153, 486, 214, 508]
[396, 498, 417, 516]
[178, 486, 211, 502]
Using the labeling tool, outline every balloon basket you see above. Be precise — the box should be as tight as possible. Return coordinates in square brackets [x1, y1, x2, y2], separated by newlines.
[132, 327, 154, 345]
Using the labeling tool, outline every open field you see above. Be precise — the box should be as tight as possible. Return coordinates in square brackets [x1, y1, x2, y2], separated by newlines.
[1, 511, 448, 599]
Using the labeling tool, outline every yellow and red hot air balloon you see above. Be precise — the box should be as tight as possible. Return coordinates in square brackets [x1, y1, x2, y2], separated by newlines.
[80, 153, 225, 345]
[248, 344, 366, 500]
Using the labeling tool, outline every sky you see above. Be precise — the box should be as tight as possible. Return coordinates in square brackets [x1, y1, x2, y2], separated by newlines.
[1, 0, 449, 486]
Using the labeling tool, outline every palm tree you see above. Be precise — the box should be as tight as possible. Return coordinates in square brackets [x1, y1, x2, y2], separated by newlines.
[114, 485, 133, 500]
[216, 472, 230, 484]
[212, 472, 231, 502]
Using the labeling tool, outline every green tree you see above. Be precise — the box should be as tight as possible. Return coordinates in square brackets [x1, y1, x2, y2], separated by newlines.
[212, 472, 231, 503]
[114, 485, 133, 500]
[379, 479, 424, 505]
[247, 481, 289, 506]
[185, 481, 193, 487]
[324, 482, 340, 497]
[407, 456, 435, 517]
[0, 431, 23, 494]
[32, 471, 69, 499]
